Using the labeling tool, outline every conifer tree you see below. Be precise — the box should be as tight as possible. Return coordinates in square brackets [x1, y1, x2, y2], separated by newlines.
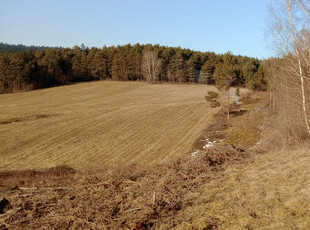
[214, 52, 237, 118]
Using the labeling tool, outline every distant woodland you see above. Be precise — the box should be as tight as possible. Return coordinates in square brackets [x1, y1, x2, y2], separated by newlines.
[0, 43, 267, 93]
[0, 42, 62, 53]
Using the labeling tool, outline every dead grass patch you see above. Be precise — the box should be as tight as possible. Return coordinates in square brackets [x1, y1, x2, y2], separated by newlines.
[0, 147, 249, 229]
[227, 111, 262, 149]
[177, 147, 310, 229]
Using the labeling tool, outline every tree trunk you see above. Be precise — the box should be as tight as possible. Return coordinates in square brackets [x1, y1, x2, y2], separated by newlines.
[227, 89, 230, 119]
[287, 0, 310, 136]
[298, 59, 310, 136]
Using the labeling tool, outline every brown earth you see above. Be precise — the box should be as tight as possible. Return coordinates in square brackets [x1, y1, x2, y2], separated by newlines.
[0, 81, 221, 170]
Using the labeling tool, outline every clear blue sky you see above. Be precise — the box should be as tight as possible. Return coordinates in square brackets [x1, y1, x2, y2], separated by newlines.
[0, 0, 271, 58]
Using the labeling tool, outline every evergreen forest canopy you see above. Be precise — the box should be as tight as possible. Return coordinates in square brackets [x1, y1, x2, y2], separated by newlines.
[0, 43, 267, 93]
[0, 42, 62, 53]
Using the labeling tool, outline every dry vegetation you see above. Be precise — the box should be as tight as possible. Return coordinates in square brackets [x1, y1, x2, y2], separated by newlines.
[2, 144, 310, 229]
[171, 147, 310, 229]
[0, 81, 219, 170]
[1, 82, 309, 229]
[0, 90, 277, 229]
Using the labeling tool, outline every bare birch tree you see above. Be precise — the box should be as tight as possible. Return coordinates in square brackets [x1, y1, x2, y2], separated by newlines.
[268, 0, 310, 136]
[141, 51, 162, 82]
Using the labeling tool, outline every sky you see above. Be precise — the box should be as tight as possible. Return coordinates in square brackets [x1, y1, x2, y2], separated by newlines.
[0, 0, 271, 58]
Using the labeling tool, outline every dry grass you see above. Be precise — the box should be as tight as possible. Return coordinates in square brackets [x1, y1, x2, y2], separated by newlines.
[2, 85, 309, 229]
[1, 145, 309, 229]
[0, 138, 250, 230]
[1, 91, 309, 229]
[173, 147, 310, 229]
[227, 92, 267, 149]
[0, 81, 219, 170]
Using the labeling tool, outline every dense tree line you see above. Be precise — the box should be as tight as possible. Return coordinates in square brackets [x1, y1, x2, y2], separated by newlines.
[0, 42, 62, 53]
[0, 43, 267, 93]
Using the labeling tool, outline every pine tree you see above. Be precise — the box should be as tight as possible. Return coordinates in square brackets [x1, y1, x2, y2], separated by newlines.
[214, 52, 237, 118]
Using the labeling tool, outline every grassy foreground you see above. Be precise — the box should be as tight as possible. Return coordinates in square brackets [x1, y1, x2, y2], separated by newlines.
[175, 147, 310, 229]
[1, 147, 309, 229]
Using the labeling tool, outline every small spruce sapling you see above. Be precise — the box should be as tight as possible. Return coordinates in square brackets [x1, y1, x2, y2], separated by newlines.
[205, 91, 220, 108]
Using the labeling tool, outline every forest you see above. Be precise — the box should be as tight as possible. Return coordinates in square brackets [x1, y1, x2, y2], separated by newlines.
[0, 43, 267, 93]
[0, 42, 62, 53]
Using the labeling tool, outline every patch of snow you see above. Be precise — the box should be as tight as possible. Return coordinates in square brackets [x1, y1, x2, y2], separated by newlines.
[202, 138, 223, 149]
[203, 141, 215, 149]
[191, 150, 200, 157]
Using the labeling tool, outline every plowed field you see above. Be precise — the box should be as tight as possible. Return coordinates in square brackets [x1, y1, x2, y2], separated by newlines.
[0, 81, 219, 170]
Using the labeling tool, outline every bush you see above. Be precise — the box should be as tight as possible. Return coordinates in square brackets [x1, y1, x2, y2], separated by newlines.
[205, 91, 220, 108]
[205, 91, 219, 101]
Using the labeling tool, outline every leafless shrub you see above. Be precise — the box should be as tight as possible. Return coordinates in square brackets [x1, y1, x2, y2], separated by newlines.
[265, 0, 310, 145]
[141, 51, 162, 82]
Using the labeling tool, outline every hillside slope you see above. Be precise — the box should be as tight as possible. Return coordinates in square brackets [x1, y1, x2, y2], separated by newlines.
[0, 81, 219, 170]
[174, 147, 310, 229]
[1, 123, 309, 229]
[1, 92, 309, 229]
